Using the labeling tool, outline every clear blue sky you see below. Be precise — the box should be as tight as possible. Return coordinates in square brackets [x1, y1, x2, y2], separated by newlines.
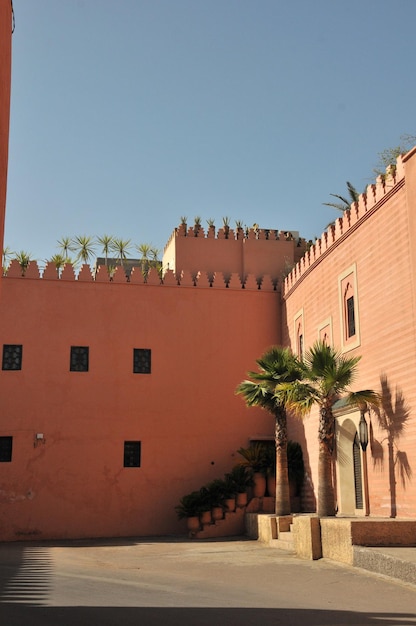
[4, 0, 416, 264]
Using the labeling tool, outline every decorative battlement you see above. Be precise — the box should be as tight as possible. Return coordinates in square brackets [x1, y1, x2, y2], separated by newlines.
[283, 155, 407, 296]
[2, 262, 279, 291]
[163, 224, 303, 251]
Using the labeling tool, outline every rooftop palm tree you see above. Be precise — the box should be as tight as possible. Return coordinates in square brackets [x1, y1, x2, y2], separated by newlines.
[57, 236, 75, 262]
[136, 242, 152, 278]
[111, 237, 132, 273]
[48, 253, 67, 277]
[2, 246, 13, 273]
[323, 181, 360, 213]
[97, 235, 114, 267]
[236, 347, 303, 516]
[73, 235, 96, 266]
[276, 341, 379, 517]
[14, 250, 33, 276]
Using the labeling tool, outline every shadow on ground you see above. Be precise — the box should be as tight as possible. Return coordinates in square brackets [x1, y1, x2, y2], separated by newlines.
[1, 605, 415, 626]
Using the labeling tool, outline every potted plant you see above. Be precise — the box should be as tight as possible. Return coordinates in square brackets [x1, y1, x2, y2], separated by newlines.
[237, 443, 268, 497]
[204, 479, 228, 521]
[175, 490, 202, 532]
[222, 216, 231, 239]
[179, 216, 187, 236]
[193, 216, 202, 236]
[198, 486, 214, 525]
[206, 477, 238, 516]
[225, 464, 253, 507]
[235, 220, 244, 239]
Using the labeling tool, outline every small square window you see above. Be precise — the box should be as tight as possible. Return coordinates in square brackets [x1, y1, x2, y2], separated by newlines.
[0, 436, 13, 462]
[2, 345, 22, 370]
[124, 441, 141, 467]
[70, 346, 89, 372]
[133, 348, 151, 374]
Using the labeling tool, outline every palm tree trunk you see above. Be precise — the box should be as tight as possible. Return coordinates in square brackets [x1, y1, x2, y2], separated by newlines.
[317, 406, 336, 516]
[275, 412, 291, 516]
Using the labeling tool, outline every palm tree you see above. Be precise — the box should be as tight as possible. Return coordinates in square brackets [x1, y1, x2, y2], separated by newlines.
[323, 181, 360, 212]
[276, 341, 379, 517]
[73, 235, 96, 266]
[2, 246, 13, 273]
[110, 237, 132, 273]
[236, 347, 303, 516]
[57, 236, 75, 261]
[48, 253, 67, 277]
[97, 235, 114, 266]
[136, 242, 152, 278]
[14, 250, 33, 276]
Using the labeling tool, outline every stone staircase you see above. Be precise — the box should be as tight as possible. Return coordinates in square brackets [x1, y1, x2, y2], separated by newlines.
[191, 506, 246, 539]
[246, 512, 296, 552]
[191, 496, 276, 540]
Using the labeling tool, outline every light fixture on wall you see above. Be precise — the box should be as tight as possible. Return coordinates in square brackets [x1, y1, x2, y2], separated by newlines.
[358, 403, 370, 516]
[358, 406, 369, 451]
[34, 433, 46, 448]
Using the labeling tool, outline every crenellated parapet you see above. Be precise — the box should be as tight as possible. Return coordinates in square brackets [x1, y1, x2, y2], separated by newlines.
[283, 156, 406, 296]
[2, 262, 279, 291]
[163, 224, 305, 247]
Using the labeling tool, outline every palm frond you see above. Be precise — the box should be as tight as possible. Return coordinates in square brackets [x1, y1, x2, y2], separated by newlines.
[274, 380, 318, 417]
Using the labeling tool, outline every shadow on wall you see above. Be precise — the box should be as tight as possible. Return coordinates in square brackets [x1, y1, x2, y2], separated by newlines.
[288, 414, 316, 513]
[370, 374, 412, 518]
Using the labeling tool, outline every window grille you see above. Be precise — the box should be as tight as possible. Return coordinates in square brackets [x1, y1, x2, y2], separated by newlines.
[133, 348, 151, 374]
[124, 441, 141, 467]
[70, 346, 89, 372]
[0, 436, 13, 462]
[346, 296, 356, 338]
[2, 344, 22, 370]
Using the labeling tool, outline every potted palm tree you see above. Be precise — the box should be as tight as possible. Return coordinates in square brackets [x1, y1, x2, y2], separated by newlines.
[237, 443, 268, 497]
[204, 479, 227, 521]
[225, 464, 253, 507]
[198, 486, 214, 525]
[175, 491, 203, 532]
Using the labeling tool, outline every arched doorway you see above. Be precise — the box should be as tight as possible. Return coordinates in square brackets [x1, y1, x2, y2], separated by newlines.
[335, 414, 365, 516]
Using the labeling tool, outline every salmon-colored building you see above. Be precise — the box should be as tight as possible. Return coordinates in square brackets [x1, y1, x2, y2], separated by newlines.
[0, 0, 415, 541]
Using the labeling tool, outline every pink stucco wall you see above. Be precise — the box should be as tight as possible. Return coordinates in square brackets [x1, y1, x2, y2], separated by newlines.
[283, 151, 416, 518]
[163, 225, 307, 284]
[0, 270, 280, 540]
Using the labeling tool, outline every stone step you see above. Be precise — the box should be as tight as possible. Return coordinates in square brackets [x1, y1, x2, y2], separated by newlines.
[192, 507, 246, 540]
[279, 530, 294, 543]
[273, 538, 296, 552]
[353, 546, 416, 587]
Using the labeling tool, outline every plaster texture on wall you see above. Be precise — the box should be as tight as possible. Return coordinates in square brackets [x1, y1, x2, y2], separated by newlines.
[283, 151, 416, 521]
[0, 277, 280, 541]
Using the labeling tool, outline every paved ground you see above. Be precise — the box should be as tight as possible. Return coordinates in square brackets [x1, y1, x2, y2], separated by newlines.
[0, 536, 415, 626]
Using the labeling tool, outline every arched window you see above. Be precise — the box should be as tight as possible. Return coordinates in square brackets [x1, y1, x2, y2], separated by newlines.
[344, 282, 356, 339]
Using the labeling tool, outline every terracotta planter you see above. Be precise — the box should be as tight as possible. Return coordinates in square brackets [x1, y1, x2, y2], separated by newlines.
[236, 492, 248, 507]
[200, 510, 212, 525]
[224, 498, 236, 512]
[186, 516, 200, 532]
[253, 472, 266, 498]
[211, 506, 223, 521]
